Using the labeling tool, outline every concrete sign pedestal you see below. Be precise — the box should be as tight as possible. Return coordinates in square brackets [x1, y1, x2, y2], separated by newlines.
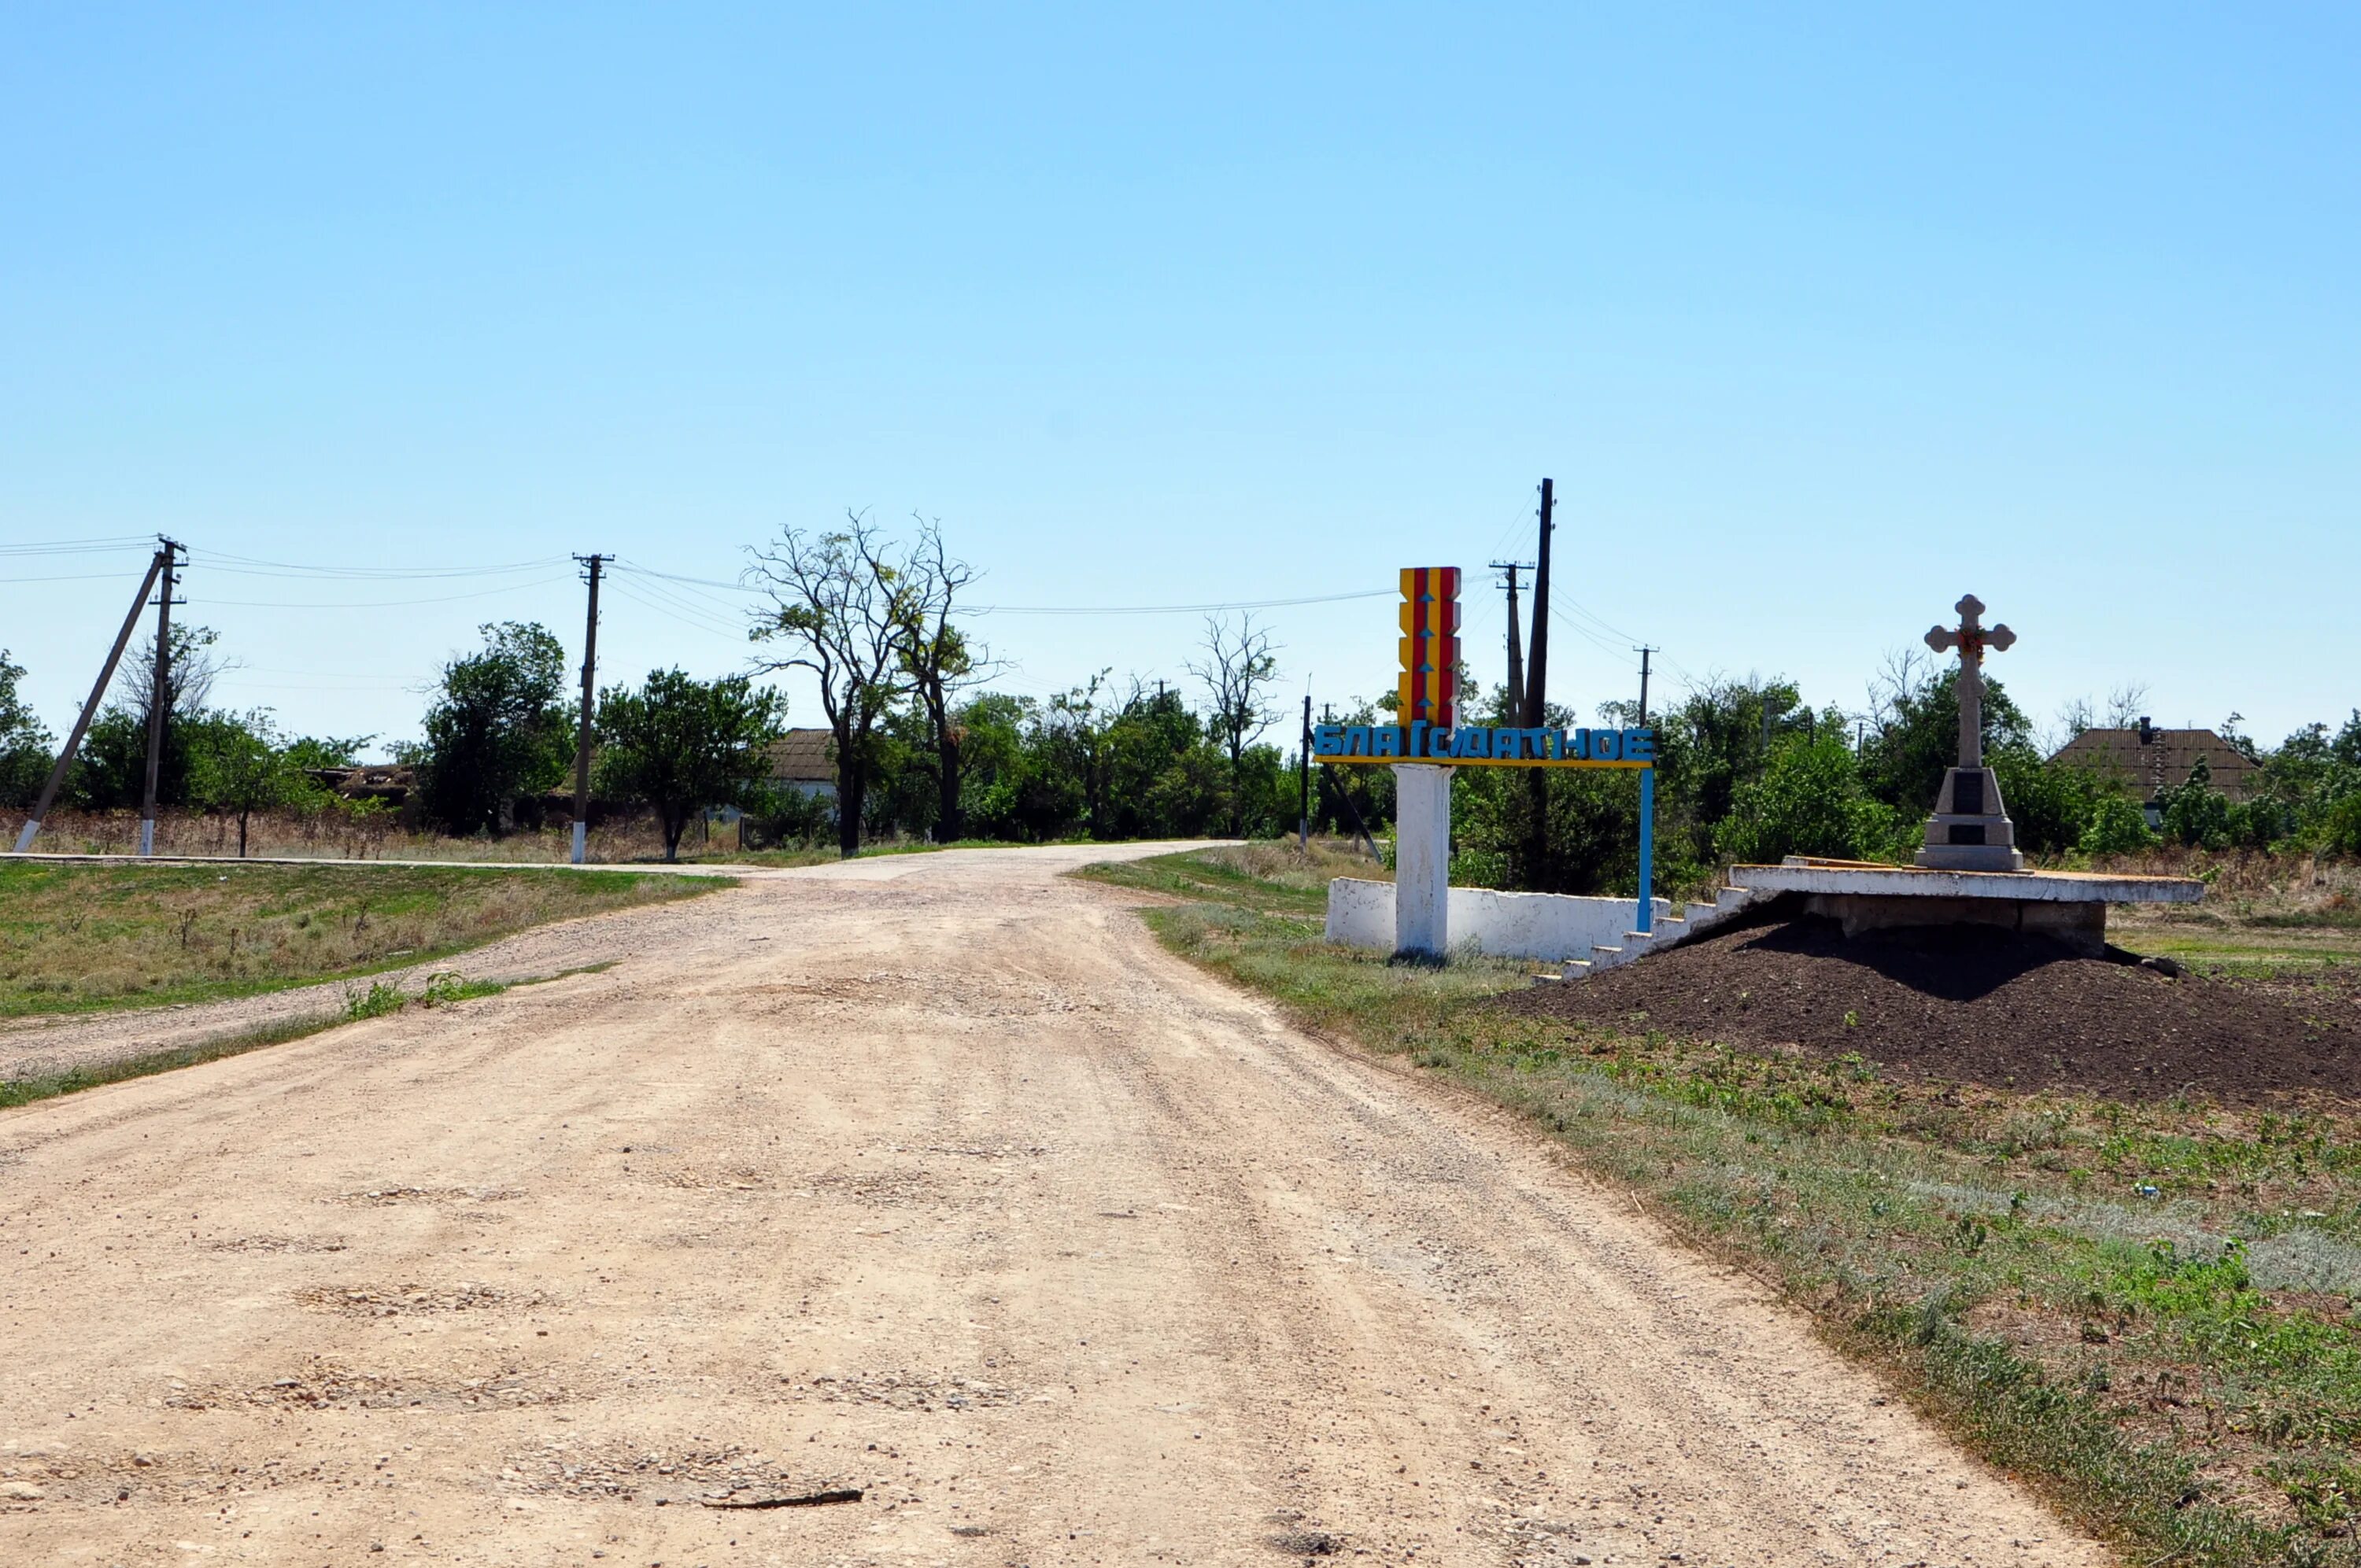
[1392, 763, 1453, 960]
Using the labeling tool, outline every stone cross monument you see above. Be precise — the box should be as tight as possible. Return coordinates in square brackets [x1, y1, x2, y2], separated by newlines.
[1916, 593, 2024, 871]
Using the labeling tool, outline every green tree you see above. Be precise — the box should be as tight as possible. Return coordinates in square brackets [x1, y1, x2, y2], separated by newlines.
[416, 622, 572, 835]
[594, 669, 787, 861]
[1860, 662, 2033, 821]
[66, 623, 228, 810]
[2078, 795, 2160, 857]
[2324, 793, 2361, 858]
[1714, 733, 1902, 866]
[2156, 756, 2236, 850]
[186, 710, 318, 858]
[0, 649, 54, 809]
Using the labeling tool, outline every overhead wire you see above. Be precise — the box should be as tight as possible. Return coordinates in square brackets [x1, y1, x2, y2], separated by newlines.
[618, 560, 1393, 617]
[0, 537, 159, 557]
[194, 575, 574, 610]
[191, 550, 570, 581]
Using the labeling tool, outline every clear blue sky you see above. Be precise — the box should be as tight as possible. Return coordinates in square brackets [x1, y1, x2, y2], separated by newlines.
[4, 5, 2355, 754]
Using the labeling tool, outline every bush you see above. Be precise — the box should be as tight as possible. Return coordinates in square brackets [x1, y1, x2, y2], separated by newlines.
[2325, 794, 2361, 859]
[1715, 735, 1903, 866]
[743, 784, 835, 849]
[2078, 795, 2160, 857]
[2157, 758, 2235, 850]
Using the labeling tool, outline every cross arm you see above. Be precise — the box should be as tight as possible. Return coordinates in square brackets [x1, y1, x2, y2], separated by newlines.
[1924, 625, 1960, 653]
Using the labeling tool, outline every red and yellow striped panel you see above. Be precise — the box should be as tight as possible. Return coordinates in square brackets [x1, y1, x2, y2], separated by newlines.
[1396, 566, 1461, 729]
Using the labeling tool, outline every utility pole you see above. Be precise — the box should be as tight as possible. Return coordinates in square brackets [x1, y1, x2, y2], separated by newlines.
[1520, 479, 1554, 888]
[138, 537, 184, 858]
[12, 548, 170, 854]
[571, 554, 610, 865]
[1297, 692, 1312, 850]
[1490, 561, 1532, 715]
[1635, 646, 1657, 728]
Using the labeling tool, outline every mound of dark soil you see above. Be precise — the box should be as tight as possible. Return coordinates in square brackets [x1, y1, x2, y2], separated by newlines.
[1502, 917, 2361, 1105]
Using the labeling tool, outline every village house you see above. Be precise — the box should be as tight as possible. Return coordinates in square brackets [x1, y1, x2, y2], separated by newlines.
[2048, 718, 2259, 827]
[765, 728, 838, 801]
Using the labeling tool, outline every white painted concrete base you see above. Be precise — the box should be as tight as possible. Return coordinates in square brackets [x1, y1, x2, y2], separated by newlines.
[1391, 764, 1452, 958]
[571, 821, 589, 865]
[1326, 880, 1764, 971]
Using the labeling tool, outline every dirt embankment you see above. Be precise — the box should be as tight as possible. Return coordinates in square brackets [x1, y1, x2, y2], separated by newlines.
[1507, 915, 2361, 1105]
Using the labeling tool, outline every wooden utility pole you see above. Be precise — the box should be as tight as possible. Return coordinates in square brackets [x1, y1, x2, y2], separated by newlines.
[1635, 646, 1657, 727]
[1490, 561, 1532, 716]
[138, 537, 183, 858]
[1297, 692, 1312, 850]
[1522, 481, 1553, 729]
[1520, 480, 1554, 887]
[571, 554, 609, 865]
[11, 548, 170, 854]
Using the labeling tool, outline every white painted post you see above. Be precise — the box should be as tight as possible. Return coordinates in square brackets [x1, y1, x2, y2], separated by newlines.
[1391, 763, 1453, 960]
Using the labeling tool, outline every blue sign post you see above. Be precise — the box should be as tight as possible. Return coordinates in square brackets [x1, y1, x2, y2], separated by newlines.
[1637, 762, 1654, 935]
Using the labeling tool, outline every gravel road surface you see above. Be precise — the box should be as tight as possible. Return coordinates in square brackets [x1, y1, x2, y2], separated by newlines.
[0, 843, 2105, 1566]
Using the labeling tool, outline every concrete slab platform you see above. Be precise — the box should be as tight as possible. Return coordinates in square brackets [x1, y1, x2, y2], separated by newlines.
[1728, 857, 2204, 905]
[1725, 857, 2203, 957]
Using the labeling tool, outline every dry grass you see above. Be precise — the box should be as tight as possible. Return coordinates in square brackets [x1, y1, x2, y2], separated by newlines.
[1, 807, 1074, 869]
[0, 860, 721, 1017]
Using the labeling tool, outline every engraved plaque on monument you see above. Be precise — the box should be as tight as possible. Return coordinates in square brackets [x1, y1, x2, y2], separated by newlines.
[1915, 593, 2025, 872]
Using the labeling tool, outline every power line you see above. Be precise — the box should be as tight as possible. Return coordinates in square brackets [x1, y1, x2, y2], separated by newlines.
[619, 561, 1393, 617]
[191, 551, 571, 581]
[194, 575, 573, 609]
[0, 537, 158, 557]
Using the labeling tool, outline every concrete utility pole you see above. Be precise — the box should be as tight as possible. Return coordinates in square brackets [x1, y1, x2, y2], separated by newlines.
[1297, 692, 1312, 850]
[12, 548, 171, 854]
[1490, 561, 1532, 716]
[1520, 480, 1554, 887]
[138, 537, 184, 858]
[571, 554, 610, 865]
[1635, 646, 1656, 728]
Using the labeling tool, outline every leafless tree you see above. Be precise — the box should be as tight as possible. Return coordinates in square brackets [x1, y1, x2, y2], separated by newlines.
[1188, 612, 1281, 836]
[116, 623, 231, 718]
[1864, 645, 1933, 736]
[897, 518, 996, 843]
[2104, 682, 2152, 729]
[747, 511, 918, 858]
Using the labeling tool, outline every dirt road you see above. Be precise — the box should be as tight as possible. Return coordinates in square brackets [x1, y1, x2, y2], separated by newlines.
[0, 845, 2106, 1566]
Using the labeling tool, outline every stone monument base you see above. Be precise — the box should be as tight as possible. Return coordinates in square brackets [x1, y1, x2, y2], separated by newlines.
[1915, 766, 2024, 872]
[1728, 858, 2203, 957]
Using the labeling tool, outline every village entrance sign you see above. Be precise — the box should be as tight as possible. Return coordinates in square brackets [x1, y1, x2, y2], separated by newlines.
[1311, 567, 1658, 959]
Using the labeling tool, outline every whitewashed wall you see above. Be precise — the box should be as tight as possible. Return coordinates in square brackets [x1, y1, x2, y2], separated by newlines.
[1325, 878, 1673, 964]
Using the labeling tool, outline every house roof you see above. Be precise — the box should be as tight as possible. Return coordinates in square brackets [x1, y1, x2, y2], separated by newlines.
[764, 728, 836, 783]
[2048, 727, 2260, 799]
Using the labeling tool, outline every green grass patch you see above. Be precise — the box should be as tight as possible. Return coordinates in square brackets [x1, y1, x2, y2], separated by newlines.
[0, 1012, 345, 1109]
[1086, 845, 2361, 1567]
[0, 861, 725, 1019]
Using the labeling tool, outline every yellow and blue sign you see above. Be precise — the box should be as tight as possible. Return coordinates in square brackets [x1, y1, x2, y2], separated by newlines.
[1314, 721, 1656, 766]
[1322, 563, 1661, 932]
